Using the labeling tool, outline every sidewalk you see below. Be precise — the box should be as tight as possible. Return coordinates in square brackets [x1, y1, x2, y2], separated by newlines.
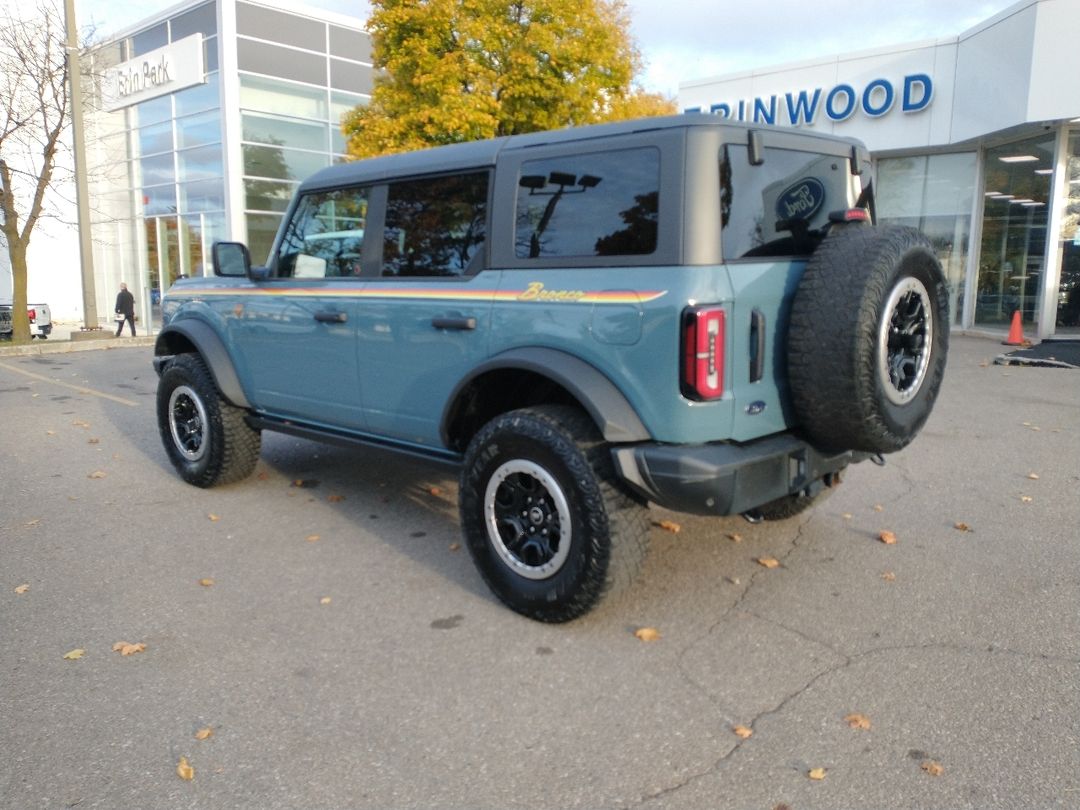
[0, 321, 157, 357]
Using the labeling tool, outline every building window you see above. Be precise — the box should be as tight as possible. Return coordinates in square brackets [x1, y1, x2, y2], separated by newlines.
[237, 2, 327, 51]
[877, 152, 976, 326]
[976, 134, 1055, 330]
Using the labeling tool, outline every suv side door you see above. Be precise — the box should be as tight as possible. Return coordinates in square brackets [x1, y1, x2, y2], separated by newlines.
[225, 185, 374, 429]
[353, 170, 493, 449]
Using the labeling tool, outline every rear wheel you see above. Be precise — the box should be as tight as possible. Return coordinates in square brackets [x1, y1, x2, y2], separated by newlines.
[460, 405, 649, 622]
[156, 354, 260, 487]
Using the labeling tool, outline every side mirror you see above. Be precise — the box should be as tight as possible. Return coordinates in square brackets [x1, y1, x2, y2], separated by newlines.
[212, 241, 251, 277]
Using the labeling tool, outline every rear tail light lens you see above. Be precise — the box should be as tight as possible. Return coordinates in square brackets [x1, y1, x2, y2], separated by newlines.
[27, 308, 36, 322]
[682, 306, 725, 400]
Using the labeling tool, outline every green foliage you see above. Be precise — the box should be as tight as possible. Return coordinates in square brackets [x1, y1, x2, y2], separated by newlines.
[344, 0, 675, 158]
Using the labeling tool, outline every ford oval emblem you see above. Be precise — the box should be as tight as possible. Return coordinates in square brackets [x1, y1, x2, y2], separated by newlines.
[775, 177, 826, 222]
[746, 400, 767, 416]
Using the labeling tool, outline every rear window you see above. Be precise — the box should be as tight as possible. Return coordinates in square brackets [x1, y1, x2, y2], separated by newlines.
[515, 147, 660, 259]
[721, 145, 858, 260]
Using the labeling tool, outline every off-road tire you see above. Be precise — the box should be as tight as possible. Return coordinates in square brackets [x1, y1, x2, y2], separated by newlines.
[157, 353, 261, 487]
[460, 405, 649, 623]
[788, 224, 949, 454]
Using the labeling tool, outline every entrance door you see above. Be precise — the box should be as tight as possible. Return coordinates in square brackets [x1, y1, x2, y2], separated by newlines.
[976, 134, 1055, 332]
[1055, 132, 1080, 335]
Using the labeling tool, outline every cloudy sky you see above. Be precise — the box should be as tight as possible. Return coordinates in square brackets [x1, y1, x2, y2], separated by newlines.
[75, 0, 1021, 97]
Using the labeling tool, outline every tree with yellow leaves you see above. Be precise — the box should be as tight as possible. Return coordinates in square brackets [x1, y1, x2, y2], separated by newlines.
[343, 0, 675, 158]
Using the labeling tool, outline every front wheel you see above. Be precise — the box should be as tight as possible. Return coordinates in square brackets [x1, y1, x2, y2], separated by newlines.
[459, 405, 649, 623]
[156, 353, 261, 487]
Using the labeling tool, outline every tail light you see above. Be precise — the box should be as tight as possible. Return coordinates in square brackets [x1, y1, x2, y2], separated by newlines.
[28, 308, 36, 322]
[682, 306, 725, 400]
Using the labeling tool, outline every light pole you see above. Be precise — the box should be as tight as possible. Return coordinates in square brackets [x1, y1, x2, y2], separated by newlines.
[63, 0, 98, 329]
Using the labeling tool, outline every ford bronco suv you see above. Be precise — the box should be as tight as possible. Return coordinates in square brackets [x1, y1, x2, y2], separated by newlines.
[154, 116, 948, 622]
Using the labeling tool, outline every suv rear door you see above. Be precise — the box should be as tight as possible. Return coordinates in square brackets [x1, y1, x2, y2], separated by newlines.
[352, 170, 493, 449]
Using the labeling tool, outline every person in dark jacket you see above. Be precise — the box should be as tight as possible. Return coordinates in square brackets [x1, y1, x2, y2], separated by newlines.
[114, 282, 136, 337]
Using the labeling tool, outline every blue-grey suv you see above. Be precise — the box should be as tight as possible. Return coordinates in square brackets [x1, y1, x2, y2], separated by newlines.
[154, 116, 948, 622]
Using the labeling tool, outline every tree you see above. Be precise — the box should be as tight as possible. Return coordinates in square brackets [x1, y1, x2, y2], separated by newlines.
[0, 1, 74, 343]
[343, 0, 676, 158]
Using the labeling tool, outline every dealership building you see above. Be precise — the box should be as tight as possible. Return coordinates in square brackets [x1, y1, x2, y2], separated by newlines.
[48, 0, 372, 328]
[681, 0, 1080, 339]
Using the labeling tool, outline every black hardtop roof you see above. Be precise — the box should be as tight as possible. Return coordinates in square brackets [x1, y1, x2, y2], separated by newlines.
[299, 114, 864, 191]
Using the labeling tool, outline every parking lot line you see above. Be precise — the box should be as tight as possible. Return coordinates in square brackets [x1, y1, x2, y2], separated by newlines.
[0, 361, 139, 407]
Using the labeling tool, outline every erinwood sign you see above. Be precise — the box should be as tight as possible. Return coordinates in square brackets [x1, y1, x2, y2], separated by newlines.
[102, 35, 205, 112]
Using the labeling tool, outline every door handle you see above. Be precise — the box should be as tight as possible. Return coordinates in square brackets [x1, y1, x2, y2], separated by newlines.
[432, 316, 477, 330]
[314, 310, 347, 323]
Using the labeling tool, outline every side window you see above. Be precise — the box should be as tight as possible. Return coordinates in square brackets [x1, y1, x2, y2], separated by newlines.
[514, 147, 659, 259]
[382, 172, 488, 277]
[275, 187, 368, 278]
[721, 145, 857, 260]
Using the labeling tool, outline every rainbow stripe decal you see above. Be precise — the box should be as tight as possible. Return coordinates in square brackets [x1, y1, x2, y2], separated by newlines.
[172, 281, 667, 305]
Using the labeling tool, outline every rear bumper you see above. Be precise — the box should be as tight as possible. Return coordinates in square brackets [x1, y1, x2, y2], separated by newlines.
[611, 433, 864, 516]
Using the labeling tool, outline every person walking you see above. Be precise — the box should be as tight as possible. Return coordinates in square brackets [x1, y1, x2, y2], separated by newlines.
[114, 282, 136, 337]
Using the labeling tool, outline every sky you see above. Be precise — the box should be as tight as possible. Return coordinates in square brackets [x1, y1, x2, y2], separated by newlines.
[74, 0, 1022, 98]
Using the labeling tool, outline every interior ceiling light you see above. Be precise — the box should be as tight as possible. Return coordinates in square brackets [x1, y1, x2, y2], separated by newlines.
[1034, 169, 1054, 175]
[999, 155, 1039, 163]
[990, 194, 1015, 200]
[1010, 198, 1035, 204]
[1022, 202, 1045, 207]
[984, 190, 1003, 196]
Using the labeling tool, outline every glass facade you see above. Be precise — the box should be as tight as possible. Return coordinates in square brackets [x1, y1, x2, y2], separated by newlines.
[877, 153, 976, 326]
[86, 0, 371, 327]
[1055, 133, 1080, 334]
[975, 134, 1055, 331]
[235, 1, 372, 263]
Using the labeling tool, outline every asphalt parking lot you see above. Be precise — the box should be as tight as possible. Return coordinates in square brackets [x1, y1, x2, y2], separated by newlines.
[1, 335, 1077, 809]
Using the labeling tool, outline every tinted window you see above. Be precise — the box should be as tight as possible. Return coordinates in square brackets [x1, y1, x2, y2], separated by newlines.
[721, 145, 855, 260]
[382, 173, 488, 277]
[275, 188, 369, 278]
[515, 147, 659, 259]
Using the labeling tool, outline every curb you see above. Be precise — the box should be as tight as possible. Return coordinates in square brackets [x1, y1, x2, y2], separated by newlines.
[0, 335, 157, 357]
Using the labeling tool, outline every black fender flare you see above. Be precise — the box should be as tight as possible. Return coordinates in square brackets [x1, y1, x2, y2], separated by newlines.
[154, 320, 251, 409]
[441, 347, 651, 445]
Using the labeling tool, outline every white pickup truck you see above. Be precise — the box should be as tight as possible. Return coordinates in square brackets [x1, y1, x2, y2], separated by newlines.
[0, 302, 53, 339]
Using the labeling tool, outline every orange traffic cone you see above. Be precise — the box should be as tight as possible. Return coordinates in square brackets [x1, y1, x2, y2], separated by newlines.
[1003, 310, 1025, 346]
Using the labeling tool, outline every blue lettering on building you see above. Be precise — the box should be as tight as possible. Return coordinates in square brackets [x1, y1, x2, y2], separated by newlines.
[684, 73, 934, 126]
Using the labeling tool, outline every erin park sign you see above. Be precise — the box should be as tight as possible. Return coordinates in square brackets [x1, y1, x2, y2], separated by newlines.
[685, 73, 934, 127]
[102, 35, 205, 112]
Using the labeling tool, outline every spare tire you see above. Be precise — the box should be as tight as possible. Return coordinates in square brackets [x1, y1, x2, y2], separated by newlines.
[787, 224, 949, 454]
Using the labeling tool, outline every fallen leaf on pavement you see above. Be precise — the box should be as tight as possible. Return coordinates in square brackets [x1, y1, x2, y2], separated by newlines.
[921, 760, 944, 776]
[320, 596, 332, 605]
[199, 578, 214, 587]
[844, 713, 871, 730]
[195, 727, 213, 741]
[292, 479, 319, 489]
[873, 504, 884, 512]
[207, 514, 219, 522]
[327, 494, 345, 503]
[177, 756, 194, 781]
[112, 641, 146, 656]
[634, 627, 661, 642]
[88, 437, 100, 444]
[306, 534, 321, 543]
[881, 571, 896, 582]
[726, 532, 743, 542]
[448, 543, 461, 552]
[808, 767, 827, 781]
[1021, 495, 1033, 503]
[953, 522, 973, 532]
[655, 520, 681, 534]
[878, 530, 898, 545]
[15, 584, 30, 594]
[63, 649, 85, 660]
[88, 470, 107, 479]
[756, 557, 780, 569]
[1028, 472, 1040, 480]
[732, 725, 753, 739]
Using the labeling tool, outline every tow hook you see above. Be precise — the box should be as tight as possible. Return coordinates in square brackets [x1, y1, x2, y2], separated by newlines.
[871, 453, 886, 467]
[741, 509, 764, 524]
